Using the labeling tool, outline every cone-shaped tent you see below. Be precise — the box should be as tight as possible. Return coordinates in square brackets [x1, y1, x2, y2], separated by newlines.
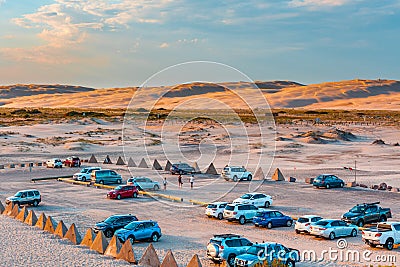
[164, 160, 172, 171]
[254, 167, 265, 180]
[9, 203, 20, 218]
[152, 159, 162, 170]
[161, 250, 178, 267]
[44, 216, 57, 233]
[138, 158, 149, 168]
[116, 239, 137, 264]
[104, 236, 122, 258]
[187, 254, 202, 267]
[64, 223, 82, 245]
[88, 154, 98, 163]
[80, 228, 96, 247]
[3, 202, 13, 215]
[35, 212, 47, 230]
[103, 155, 112, 164]
[24, 210, 38, 226]
[0, 200, 4, 214]
[127, 157, 137, 167]
[205, 163, 218, 175]
[116, 156, 126, 165]
[271, 168, 285, 181]
[192, 162, 200, 174]
[16, 206, 28, 222]
[55, 220, 68, 238]
[90, 231, 109, 254]
[138, 243, 160, 267]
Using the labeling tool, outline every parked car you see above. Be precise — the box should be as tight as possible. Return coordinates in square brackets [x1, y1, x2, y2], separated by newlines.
[341, 202, 392, 227]
[126, 177, 160, 191]
[170, 163, 195, 174]
[362, 222, 400, 250]
[233, 192, 273, 208]
[73, 166, 101, 181]
[93, 214, 138, 238]
[205, 202, 228, 220]
[295, 215, 323, 234]
[63, 156, 81, 167]
[206, 234, 253, 267]
[313, 174, 344, 189]
[5, 189, 41, 207]
[234, 242, 300, 267]
[224, 203, 258, 225]
[310, 219, 358, 240]
[46, 158, 63, 168]
[114, 220, 162, 243]
[90, 169, 122, 185]
[221, 166, 252, 182]
[107, 185, 138, 200]
[253, 209, 293, 229]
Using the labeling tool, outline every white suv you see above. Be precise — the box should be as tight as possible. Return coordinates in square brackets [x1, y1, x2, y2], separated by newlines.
[233, 193, 273, 208]
[223, 203, 258, 225]
[205, 202, 228, 220]
[221, 166, 252, 182]
[6, 189, 41, 207]
[73, 167, 101, 182]
[46, 158, 62, 168]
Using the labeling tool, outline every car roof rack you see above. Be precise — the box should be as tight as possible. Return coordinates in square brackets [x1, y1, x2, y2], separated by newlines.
[359, 202, 380, 206]
[213, 234, 241, 238]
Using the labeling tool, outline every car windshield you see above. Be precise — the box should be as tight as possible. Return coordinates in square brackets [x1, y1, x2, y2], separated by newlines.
[124, 222, 137, 230]
[80, 168, 88, 173]
[115, 186, 123, 190]
[240, 194, 252, 199]
[350, 206, 365, 213]
[225, 205, 234, 211]
[104, 217, 117, 224]
[315, 221, 329, 226]
[14, 192, 23, 197]
[207, 204, 217, 208]
[315, 175, 324, 181]
[246, 245, 265, 256]
[223, 167, 229, 172]
[297, 217, 309, 223]
[256, 211, 266, 217]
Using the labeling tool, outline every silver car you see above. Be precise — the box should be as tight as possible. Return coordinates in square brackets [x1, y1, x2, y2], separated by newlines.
[310, 219, 358, 240]
[127, 177, 160, 191]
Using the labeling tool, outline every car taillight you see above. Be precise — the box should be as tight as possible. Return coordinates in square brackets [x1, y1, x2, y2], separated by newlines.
[212, 208, 217, 211]
[375, 233, 382, 237]
[320, 228, 326, 230]
[305, 223, 310, 226]
[219, 245, 224, 250]
[233, 212, 237, 215]
[361, 231, 365, 235]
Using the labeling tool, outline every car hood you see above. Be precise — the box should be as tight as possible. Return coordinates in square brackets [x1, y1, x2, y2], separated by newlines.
[343, 212, 361, 218]
[233, 198, 249, 203]
[114, 228, 129, 235]
[6, 196, 18, 201]
[108, 190, 117, 194]
[236, 254, 258, 262]
[95, 222, 109, 228]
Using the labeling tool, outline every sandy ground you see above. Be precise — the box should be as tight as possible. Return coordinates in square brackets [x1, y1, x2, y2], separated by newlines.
[1, 120, 400, 266]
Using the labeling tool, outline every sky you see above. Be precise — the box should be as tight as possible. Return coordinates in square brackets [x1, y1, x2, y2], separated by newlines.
[0, 0, 399, 88]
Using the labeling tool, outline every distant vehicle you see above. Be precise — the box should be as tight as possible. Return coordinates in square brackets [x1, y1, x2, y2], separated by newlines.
[114, 220, 162, 243]
[205, 202, 228, 220]
[170, 163, 195, 175]
[310, 219, 358, 240]
[295, 215, 323, 234]
[91, 169, 122, 185]
[362, 222, 400, 250]
[46, 158, 62, 168]
[107, 185, 138, 200]
[93, 214, 138, 238]
[206, 234, 253, 267]
[313, 174, 344, 189]
[253, 210, 293, 229]
[234, 242, 300, 267]
[5, 189, 41, 207]
[233, 193, 273, 208]
[126, 177, 160, 191]
[221, 166, 252, 182]
[63, 156, 81, 167]
[73, 167, 101, 181]
[341, 202, 392, 227]
[224, 203, 258, 225]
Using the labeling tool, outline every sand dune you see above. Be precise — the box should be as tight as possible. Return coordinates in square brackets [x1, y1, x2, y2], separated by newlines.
[1, 79, 399, 110]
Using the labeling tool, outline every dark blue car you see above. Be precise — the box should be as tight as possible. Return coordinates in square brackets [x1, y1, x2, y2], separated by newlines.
[253, 210, 293, 229]
[313, 174, 344, 189]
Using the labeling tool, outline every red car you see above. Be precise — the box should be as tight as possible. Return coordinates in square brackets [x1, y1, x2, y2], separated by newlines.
[107, 185, 138, 200]
[64, 156, 81, 167]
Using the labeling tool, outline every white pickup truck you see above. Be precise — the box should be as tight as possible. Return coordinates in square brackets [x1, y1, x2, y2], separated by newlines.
[362, 222, 400, 250]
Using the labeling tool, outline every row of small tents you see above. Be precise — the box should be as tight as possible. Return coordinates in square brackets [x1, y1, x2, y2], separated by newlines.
[0, 201, 203, 267]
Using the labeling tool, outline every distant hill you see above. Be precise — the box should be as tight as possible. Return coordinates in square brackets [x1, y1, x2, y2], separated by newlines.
[0, 79, 399, 110]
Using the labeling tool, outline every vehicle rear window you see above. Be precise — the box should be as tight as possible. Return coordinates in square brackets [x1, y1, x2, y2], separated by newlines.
[315, 221, 329, 226]
[207, 204, 217, 208]
[210, 239, 222, 246]
[378, 224, 392, 230]
[297, 217, 309, 223]
[33, 191, 39, 196]
[225, 205, 234, 211]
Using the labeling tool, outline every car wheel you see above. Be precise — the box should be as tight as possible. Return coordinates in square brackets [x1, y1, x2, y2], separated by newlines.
[116, 194, 121, 200]
[286, 220, 293, 227]
[379, 216, 387, 222]
[129, 235, 135, 244]
[133, 192, 138, 198]
[247, 174, 252, 181]
[233, 175, 238, 182]
[351, 229, 357, 237]
[151, 233, 159, 242]
[385, 238, 394, 250]
[99, 180, 104, 185]
[105, 229, 113, 238]
[295, 229, 301, 234]
[357, 220, 364, 227]
[32, 200, 38, 207]
[153, 185, 160, 191]
[227, 254, 236, 267]
[340, 182, 344, 188]
[239, 216, 246, 225]
[117, 179, 122, 184]
[82, 177, 86, 182]
[326, 184, 330, 189]
[286, 259, 295, 267]
[264, 201, 270, 208]
[267, 222, 273, 229]
[329, 232, 336, 240]
[14, 201, 20, 207]
[217, 213, 223, 220]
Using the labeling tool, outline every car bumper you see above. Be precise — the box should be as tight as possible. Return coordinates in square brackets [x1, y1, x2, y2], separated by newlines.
[362, 238, 381, 245]
[205, 211, 217, 217]
[310, 229, 328, 237]
[342, 218, 356, 224]
[107, 194, 117, 199]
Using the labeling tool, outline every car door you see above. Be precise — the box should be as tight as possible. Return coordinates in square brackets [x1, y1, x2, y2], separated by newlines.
[365, 206, 378, 223]
[330, 221, 342, 236]
[239, 238, 253, 254]
[337, 220, 351, 236]
[144, 178, 153, 189]
[392, 224, 400, 244]
[273, 211, 286, 226]
[143, 222, 155, 239]
[134, 223, 146, 240]
[26, 191, 34, 204]
[247, 205, 258, 219]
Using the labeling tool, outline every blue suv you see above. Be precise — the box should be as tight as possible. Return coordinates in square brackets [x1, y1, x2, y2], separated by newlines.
[114, 220, 161, 243]
[253, 210, 293, 229]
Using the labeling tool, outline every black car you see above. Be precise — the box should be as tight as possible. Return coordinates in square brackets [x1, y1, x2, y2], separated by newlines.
[170, 163, 195, 175]
[93, 214, 138, 238]
[313, 174, 344, 189]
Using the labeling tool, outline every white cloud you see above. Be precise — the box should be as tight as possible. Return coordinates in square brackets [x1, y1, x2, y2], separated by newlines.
[289, 0, 348, 8]
[0, 46, 77, 64]
[159, 42, 169, 48]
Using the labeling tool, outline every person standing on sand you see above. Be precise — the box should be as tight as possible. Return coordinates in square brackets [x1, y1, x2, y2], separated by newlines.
[163, 177, 167, 191]
[178, 174, 183, 188]
[190, 175, 194, 189]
